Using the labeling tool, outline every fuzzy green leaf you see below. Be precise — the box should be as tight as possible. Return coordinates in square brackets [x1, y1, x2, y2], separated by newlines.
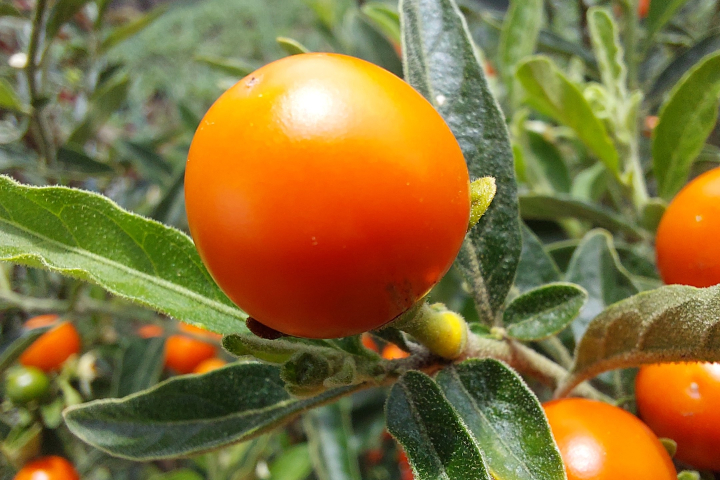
[361, 2, 401, 44]
[652, 51, 720, 200]
[504, 283, 587, 341]
[437, 360, 565, 480]
[519, 193, 646, 240]
[0, 176, 247, 335]
[514, 224, 561, 293]
[565, 230, 638, 341]
[559, 284, 720, 397]
[64, 362, 360, 459]
[588, 8, 627, 101]
[516, 56, 620, 175]
[68, 74, 130, 146]
[402, 0, 521, 322]
[194, 55, 256, 77]
[386, 370, 491, 480]
[498, 0, 543, 96]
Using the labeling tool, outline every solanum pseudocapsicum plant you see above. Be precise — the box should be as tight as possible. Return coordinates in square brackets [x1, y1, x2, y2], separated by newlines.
[1, 0, 720, 478]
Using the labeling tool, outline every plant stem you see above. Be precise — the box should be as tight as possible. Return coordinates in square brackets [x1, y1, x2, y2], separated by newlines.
[25, 0, 56, 169]
[459, 333, 611, 402]
[538, 336, 574, 369]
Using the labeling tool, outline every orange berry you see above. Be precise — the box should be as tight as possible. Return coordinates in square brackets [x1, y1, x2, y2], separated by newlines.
[13, 455, 79, 480]
[164, 334, 217, 374]
[20, 318, 81, 372]
[192, 357, 227, 374]
[381, 343, 410, 360]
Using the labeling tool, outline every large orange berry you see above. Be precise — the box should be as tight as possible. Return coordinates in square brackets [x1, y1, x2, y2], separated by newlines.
[543, 398, 675, 480]
[635, 362, 720, 470]
[656, 167, 720, 287]
[185, 53, 470, 339]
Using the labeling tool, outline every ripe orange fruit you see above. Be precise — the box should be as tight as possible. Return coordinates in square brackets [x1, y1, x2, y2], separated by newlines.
[185, 53, 470, 339]
[193, 357, 227, 374]
[656, 167, 720, 287]
[164, 334, 217, 374]
[13, 455, 80, 480]
[20, 316, 81, 372]
[178, 322, 223, 341]
[543, 398, 675, 480]
[635, 362, 720, 470]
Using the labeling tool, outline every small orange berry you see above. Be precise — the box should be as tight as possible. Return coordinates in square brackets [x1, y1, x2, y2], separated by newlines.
[193, 358, 227, 374]
[20, 318, 81, 372]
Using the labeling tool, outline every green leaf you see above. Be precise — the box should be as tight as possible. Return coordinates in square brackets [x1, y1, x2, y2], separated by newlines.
[525, 131, 571, 193]
[588, 8, 627, 101]
[402, 0, 521, 321]
[516, 56, 620, 175]
[514, 224, 561, 293]
[56, 146, 114, 175]
[646, 0, 691, 43]
[99, 6, 167, 52]
[0, 176, 247, 335]
[304, 400, 361, 480]
[437, 360, 565, 480]
[46, 0, 92, 40]
[269, 444, 313, 480]
[558, 284, 720, 397]
[652, 51, 720, 200]
[64, 362, 361, 459]
[498, 0, 543, 96]
[0, 4, 23, 17]
[504, 282, 587, 341]
[68, 74, 130, 146]
[276, 37, 310, 55]
[0, 326, 51, 374]
[194, 55, 256, 77]
[571, 163, 607, 202]
[0, 79, 27, 114]
[518, 193, 646, 240]
[564, 230, 639, 341]
[347, 11, 403, 77]
[361, 2, 401, 44]
[112, 337, 165, 397]
[646, 31, 720, 106]
[147, 470, 204, 480]
[386, 370, 491, 480]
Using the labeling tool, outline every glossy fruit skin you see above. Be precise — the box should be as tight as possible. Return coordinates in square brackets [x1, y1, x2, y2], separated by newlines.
[656, 167, 720, 287]
[5, 366, 50, 404]
[543, 398, 675, 480]
[20, 319, 81, 372]
[635, 362, 720, 470]
[164, 335, 217, 374]
[185, 53, 470, 339]
[13, 455, 79, 480]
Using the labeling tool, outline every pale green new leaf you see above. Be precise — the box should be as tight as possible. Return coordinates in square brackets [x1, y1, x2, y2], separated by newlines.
[652, 51, 720, 200]
[437, 360, 565, 480]
[0, 79, 27, 114]
[559, 284, 720, 396]
[498, 0, 543, 95]
[516, 56, 620, 175]
[276, 37, 310, 55]
[588, 8, 626, 101]
[0, 176, 247, 335]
